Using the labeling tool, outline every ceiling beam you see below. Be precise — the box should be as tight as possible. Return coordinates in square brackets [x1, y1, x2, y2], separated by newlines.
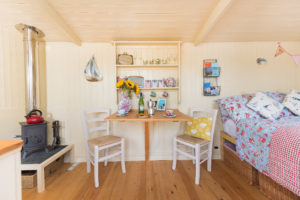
[35, 0, 82, 46]
[194, 0, 234, 45]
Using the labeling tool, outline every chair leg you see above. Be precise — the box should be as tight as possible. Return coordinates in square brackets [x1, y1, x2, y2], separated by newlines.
[207, 144, 212, 172]
[104, 149, 108, 167]
[195, 144, 200, 185]
[121, 138, 126, 174]
[94, 146, 99, 188]
[192, 148, 195, 165]
[172, 137, 177, 170]
[87, 152, 91, 173]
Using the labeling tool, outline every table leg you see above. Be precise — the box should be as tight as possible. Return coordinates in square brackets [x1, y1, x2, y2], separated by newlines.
[37, 167, 45, 193]
[145, 122, 150, 161]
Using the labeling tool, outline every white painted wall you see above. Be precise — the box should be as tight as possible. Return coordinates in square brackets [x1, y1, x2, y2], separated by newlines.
[296, 62, 300, 90]
[1, 26, 300, 162]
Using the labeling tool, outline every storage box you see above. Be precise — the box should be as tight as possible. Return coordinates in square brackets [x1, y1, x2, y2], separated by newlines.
[22, 171, 37, 189]
[224, 144, 258, 185]
[258, 172, 299, 200]
[45, 155, 64, 178]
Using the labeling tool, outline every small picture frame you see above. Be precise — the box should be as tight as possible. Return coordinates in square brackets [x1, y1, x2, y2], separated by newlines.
[157, 99, 166, 111]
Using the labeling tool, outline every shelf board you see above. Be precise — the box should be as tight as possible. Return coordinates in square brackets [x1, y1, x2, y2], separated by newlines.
[113, 41, 181, 44]
[117, 87, 179, 91]
[203, 76, 220, 78]
[140, 87, 179, 90]
[116, 64, 178, 68]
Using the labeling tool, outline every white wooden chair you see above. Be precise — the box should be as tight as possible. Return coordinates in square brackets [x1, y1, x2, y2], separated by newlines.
[82, 109, 126, 188]
[172, 108, 218, 184]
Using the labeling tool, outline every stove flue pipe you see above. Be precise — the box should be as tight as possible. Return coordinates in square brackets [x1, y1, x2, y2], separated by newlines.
[16, 24, 44, 114]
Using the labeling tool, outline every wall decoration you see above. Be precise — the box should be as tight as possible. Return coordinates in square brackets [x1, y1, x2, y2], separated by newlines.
[84, 56, 103, 82]
[162, 91, 168, 97]
[275, 42, 300, 66]
[150, 91, 156, 97]
[203, 59, 220, 96]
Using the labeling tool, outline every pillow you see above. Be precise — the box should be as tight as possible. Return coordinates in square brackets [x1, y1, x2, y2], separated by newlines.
[247, 92, 284, 120]
[184, 117, 212, 141]
[264, 92, 295, 117]
[222, 94, 260, 122]
[282, 89, 300, 116]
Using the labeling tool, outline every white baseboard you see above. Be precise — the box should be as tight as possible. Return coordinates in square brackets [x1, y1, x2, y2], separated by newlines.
[69, 153, 221, 163]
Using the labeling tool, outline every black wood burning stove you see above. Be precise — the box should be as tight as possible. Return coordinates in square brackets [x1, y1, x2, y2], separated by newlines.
[16, 24, 48, 159]
[20, 121, 48, 159]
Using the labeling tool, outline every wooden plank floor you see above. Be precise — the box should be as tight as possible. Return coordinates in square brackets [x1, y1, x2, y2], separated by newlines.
[22, 160, 268, 200]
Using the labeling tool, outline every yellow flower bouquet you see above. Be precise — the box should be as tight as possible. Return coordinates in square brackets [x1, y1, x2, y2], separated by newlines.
[116, 79, 139, 98]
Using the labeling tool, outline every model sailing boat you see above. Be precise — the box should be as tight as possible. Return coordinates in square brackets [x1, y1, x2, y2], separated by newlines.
[84, 56, 103, 82]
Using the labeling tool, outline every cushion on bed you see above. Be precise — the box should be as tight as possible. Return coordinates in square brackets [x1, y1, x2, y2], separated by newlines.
[264, 92, 295, 117]
[247, 92, 284, 120]
[282, 89, 300, 116]
[218, 92, 294, 123]
[221, 94, 260, 122]
[184, 117, 212, 141]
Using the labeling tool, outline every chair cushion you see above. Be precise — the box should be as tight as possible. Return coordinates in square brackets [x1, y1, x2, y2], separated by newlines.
[177, 135, 209, 145]
[184, 117, 212, 140]
[88, 135, 121, 147]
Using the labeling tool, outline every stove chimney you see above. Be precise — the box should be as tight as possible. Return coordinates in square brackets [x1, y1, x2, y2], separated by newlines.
[15, 24, 44, 114]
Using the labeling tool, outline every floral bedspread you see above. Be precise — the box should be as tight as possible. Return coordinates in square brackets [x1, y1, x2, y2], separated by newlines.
[235, 116, 300, 173]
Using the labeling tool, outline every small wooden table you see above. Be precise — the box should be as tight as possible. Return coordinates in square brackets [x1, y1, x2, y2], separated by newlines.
[105, 109, 191, 161]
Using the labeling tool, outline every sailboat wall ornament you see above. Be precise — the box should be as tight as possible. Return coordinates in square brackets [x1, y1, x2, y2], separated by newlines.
[84, 56, 103, 82]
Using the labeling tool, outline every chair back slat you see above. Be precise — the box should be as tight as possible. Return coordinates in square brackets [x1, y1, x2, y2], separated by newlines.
[87, 118, 105, 123]
[89, 126, 107, 133]
[82, 109, 111, 143]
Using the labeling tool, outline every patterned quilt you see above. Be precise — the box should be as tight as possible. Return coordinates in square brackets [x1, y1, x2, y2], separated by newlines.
[235, 116, 300, 196]
[269, 127, 300, 196]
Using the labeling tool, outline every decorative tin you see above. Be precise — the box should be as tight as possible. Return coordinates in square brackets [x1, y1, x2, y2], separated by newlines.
[128, 76, 144, 88]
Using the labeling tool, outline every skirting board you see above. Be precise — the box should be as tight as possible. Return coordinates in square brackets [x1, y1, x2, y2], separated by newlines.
[70, 153, 221, 163]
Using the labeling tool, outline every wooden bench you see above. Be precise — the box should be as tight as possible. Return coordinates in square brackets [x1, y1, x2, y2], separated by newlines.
[21, 144, 73, 193]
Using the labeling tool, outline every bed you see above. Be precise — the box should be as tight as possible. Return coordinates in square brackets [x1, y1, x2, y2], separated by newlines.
[218, 92, 300, 200]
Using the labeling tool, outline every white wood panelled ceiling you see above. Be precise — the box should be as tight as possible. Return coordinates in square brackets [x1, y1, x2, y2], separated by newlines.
[205, 0, 300, 42]
[0, 0, 299, 45]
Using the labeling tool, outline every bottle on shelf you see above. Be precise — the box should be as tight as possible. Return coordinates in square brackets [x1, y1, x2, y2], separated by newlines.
[138, 92, 144, 114]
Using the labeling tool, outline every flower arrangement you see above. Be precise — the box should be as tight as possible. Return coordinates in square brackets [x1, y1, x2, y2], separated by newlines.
[116, 79, 139, 98]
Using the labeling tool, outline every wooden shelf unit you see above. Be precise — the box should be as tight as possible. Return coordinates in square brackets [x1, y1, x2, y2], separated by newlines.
[113, 41, 182, 104]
